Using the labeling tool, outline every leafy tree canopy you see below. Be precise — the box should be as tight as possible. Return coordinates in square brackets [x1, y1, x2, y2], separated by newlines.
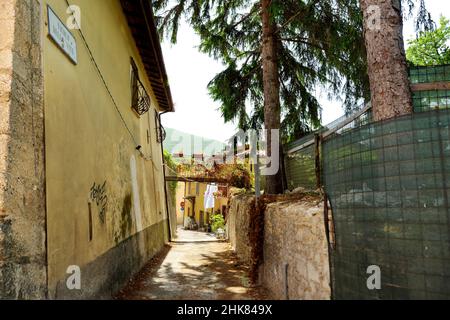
[407, 16, 450, 66]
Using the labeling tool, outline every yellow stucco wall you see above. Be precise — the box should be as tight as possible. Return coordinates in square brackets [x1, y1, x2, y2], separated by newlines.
[176, 182, 185, 225]
[42, 0, 168, 296]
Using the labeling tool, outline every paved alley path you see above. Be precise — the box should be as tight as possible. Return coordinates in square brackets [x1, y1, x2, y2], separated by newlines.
[172, 227, 220, 243]
[116, 230, 266, 300]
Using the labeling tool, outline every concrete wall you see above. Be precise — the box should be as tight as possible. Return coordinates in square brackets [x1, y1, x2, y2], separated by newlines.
[0, 0, 47, 299]
[227, 194, 254, 264]
[41, 0, 169, 299]
[262, 201, 330, 300]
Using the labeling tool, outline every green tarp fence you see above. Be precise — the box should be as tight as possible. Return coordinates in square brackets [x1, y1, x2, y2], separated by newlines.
[323, 109, 450, 299]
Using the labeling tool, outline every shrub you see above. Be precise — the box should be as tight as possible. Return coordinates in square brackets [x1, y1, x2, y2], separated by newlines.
[210, 213, 225, 233]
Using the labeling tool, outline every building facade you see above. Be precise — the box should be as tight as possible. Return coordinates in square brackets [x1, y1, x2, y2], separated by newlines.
[183, 182, 229, 230]
[0, 0, 173, 299]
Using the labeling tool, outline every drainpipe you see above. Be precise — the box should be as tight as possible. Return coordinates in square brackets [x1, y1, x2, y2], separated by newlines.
[159, 110, 172, 241]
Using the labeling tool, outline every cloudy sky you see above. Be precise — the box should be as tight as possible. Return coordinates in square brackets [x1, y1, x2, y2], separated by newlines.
[161, 0, 450, 143]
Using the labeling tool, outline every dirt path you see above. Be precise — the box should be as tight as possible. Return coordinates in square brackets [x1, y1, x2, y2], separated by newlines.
[116, 238, 267, 300]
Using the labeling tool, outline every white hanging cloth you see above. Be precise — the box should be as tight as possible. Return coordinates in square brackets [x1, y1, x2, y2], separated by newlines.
[204, 185, 211, 209]
[204, 184, 218, 209]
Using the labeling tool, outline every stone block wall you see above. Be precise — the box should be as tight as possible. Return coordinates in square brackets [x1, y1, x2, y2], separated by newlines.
[227, 194, 254, 264]
[227, 194, 331, 300]
[0, 0, 47, 299]
[262, 201, 330, 300]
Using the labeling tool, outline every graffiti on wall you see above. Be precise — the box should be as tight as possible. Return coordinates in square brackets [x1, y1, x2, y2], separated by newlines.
[90, 181, 108, 223]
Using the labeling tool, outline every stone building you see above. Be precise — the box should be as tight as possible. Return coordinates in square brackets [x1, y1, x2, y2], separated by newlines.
[0, 0, 174, 299]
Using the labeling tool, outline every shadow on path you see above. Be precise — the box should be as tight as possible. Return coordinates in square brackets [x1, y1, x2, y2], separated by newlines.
[115, 241, 267, 300]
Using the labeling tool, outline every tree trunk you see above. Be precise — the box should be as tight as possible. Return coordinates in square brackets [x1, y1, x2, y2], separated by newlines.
[261, 0, 283, 195]
[360, 0, 413, 121]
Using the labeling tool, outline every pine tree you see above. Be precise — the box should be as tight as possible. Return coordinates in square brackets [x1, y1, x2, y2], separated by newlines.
[154, 0, 370, 194]
[359, 0, 433, 121]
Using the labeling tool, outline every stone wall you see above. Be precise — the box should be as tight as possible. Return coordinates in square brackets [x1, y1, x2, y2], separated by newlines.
[0, 0, 47, 299]
[262, 200, 330, 300]
[227, 194, 331, 300]
[227, 193, 254, 264]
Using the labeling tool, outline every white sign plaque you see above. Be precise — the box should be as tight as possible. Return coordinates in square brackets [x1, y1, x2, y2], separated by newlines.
[47, 5, 77, 64]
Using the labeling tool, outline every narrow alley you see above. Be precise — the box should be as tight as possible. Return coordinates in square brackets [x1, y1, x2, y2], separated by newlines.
[2, 0, 450, 304]
[116, 229, 267, 300]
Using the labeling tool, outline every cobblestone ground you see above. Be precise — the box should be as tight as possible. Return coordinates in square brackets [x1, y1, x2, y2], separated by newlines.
[116, 230, 267, 300]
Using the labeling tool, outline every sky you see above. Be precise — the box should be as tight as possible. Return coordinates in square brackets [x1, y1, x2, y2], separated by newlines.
[160, 0, 450, 143]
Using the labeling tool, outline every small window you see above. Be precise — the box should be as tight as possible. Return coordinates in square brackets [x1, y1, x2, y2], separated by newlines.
[130, 57, 150, 116]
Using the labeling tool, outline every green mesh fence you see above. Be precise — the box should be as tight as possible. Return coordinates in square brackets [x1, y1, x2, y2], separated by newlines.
[409, 65, 450, 84]
[284, 105, 373, 191]
[285, 143, 317, 190]
[323, 109, 450, 300]
[410, 65, 450, 113]
[413, 90, 450, 112]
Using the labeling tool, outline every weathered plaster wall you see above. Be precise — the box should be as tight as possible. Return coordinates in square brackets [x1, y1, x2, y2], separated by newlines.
[53, 220, 166, 299]
[227, 194, 254, 264]
[263, 201, 330, 300]
[0, 0, 170, 299]
[42, 0, 169, 298]
[0, 0, 47, 299]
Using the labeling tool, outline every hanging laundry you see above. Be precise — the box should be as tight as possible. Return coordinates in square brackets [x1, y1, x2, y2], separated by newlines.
[204, 184, 218, 209]
[204, 185, 211, 209]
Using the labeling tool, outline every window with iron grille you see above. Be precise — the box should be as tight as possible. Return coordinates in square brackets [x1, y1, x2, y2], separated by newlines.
[154, 111, 166, 143]
[130, 58, 150, 116]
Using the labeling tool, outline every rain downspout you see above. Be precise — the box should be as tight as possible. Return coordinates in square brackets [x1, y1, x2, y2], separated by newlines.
[159, 110, 172, 241]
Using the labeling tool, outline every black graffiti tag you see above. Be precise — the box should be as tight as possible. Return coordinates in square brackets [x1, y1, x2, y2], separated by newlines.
[90, 181, 108, 223]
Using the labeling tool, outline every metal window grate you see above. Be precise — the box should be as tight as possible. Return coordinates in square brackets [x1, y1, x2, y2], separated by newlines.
[132, 76, 151, 116]
[155, 112, 166, 143]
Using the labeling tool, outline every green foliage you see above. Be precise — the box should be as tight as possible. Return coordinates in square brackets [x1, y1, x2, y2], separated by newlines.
[407, 16, 450, 66]
[210, 213, 225, 232]
[164, 150, 178, 204]
[153, 0, 370, 143]
[175, 162, 253, 190]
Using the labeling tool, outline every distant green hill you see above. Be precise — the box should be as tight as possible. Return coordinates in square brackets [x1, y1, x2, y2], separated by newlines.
[164, 128, 226, 157]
